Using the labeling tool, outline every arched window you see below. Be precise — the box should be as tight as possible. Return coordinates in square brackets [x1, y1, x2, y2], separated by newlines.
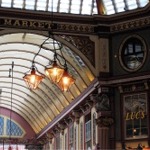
[0, 115, 25, 138]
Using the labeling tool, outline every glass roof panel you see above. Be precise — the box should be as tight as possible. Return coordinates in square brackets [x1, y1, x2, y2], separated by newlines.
[127, 0, 138, 10]
[71, 0, 81, 14]
[13, 0, 24, 8]
[48, 0, 59, 12]
[59, 0, 70, 13]
[139, 0, 149, 7]
[36, 0, 47, 11]
[0, 0, 148, 15]
[102, 0, 149, 15]
[82, 0, 92, 15]
[115, 0, 125, 13]
[25, 0, 35, 10]
[1, 0, 11, 7]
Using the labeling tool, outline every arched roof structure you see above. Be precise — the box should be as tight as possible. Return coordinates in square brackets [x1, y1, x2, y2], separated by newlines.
[0, 0, 149, 145]
[0, 32, 95, 134]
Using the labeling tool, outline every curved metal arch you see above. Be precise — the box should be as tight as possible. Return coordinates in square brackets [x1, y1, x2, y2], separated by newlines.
[0, 80, 57, 118]
[0, 32, 96, 76]
[0, 101, 39, 133]
[0, 37, 93, 84]
[0, 48, 86, 99]
[0, 67, 68, 114]
[1, 96, 40, 129]
[0, 82, 54, 125]
[1, 90, 50, 126]
[0, 67, 63, 115]
[0, 32, 96, 134]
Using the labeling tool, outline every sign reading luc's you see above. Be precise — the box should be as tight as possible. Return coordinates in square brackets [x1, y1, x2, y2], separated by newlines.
[125, 110, 145, 120]
[124, 93, 148, 139]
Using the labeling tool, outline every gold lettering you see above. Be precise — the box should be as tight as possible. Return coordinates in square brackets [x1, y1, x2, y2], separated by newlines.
[4, 19, 12, 25]
[22, 20, 28, 27]
[141, 111, 145, 119]
[125, 112, 131, 120]
[13, 20, 21, 26]
[38, 22, 45, 28]
[125, 111, 145, 121]
[135, 111, 140, 119]
[3, 19, 51, 29]
[131, 112, 135, 120]
[29, 21, 37, 28]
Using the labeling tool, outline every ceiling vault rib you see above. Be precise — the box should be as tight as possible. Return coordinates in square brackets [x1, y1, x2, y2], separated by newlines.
[1, 82, 55, 122]
[0, 95, 44, 128]
[0, 100, 39, 132]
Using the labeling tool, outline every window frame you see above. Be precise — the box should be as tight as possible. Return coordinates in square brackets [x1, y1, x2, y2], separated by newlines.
[119, 35, 147, 72]
[123, 92, 148, 140]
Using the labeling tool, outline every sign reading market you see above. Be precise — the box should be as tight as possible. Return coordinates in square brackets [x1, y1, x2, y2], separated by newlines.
[0, 18, 55, 30]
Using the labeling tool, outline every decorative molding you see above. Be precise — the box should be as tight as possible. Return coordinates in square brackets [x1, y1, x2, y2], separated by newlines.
[57, 122, 66, 135]
[110, 16, 150, 33]
[96, 116, 114, 127]
[58, 23, 94, 33]
[117, 81, 148, 93]
[71, 110, 81, 124]
[60, 35, 95, 67]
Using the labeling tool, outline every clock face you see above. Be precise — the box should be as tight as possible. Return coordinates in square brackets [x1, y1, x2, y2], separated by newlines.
[119, 36, 147, 72]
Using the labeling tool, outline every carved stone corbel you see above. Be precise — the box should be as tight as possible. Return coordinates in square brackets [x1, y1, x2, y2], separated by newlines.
[72, 110, 81, 124]
[46, 133, 54, 144]
[95, 94, 110, 112]
[96, 116, 114, 127]
[57, 122, 66, 135]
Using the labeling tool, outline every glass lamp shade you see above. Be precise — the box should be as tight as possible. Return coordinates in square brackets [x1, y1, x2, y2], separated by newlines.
[57, 70, 75, 92]
[23, 67, 44, 90]
[45, 61, 64, 83]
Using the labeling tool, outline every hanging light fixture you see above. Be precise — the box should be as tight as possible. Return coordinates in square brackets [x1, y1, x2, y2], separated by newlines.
[45, 34, 75, 91]
[23, 36, 49, 90]
[57, 66, 75, 92]
[45, 37, 64, 83]
[23, 63, 44, 90]
[23, 0, 75, 91]
[45, 0, 75, 90]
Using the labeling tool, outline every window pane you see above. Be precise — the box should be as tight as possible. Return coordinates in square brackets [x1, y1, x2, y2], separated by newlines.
[1, 0, 11, 7]
[59, 0, 70, 13]
[126, 0, 137, 10]
[124, 93, 148, 139]
[115, 0, 125, 13]
[82, 0, 92, 15]
[48, 0, 59, 12]
[13, 0, 23, 8]
[36, 0, 47, 11]
[25, 0, 35, 10]
[139, 0, 149, 7]
[71, 0, 81, 14]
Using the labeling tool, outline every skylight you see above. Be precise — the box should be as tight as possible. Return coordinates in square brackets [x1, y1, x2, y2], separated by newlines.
[0, 0, 149, 15]
[0, 0, 98, 15]
[103, 0, 149, 15]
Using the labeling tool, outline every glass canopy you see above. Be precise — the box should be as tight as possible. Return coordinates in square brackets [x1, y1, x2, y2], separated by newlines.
[0, 33, 95, 133]
[0, 0, 149, 15]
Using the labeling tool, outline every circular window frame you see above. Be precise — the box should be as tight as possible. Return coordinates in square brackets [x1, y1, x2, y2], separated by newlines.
[119, 35, 147, 72]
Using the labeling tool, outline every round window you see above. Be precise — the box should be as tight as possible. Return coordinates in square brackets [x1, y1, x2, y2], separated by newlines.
[119, 35, 147, 72]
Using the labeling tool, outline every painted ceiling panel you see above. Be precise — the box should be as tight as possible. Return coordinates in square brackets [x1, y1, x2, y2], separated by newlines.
[0, 32, 95, 133]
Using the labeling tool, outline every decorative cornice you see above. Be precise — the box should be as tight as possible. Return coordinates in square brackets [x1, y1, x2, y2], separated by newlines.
[110, 16, 150, 33]
[60, 35, 95, 66]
